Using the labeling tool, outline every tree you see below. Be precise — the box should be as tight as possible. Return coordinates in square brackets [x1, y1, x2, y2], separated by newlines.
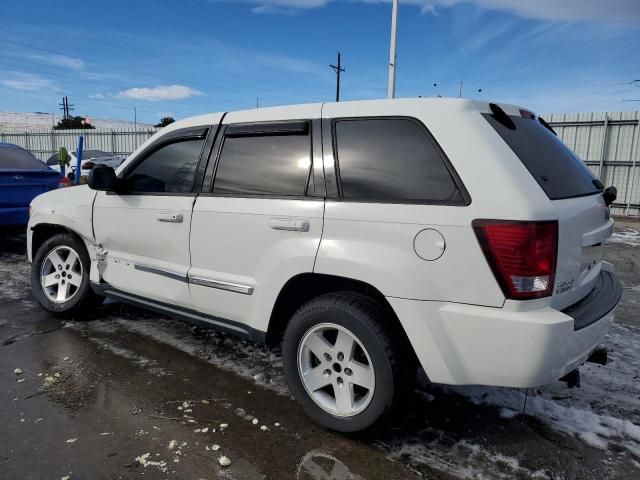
[53, 116, 95, 130]
[155, 117, 175, 128]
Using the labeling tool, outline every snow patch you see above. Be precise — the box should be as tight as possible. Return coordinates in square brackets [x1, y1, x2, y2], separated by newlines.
[608, 228, 640, 246]
[88, 336, 156, 368]
[79, 317, 289, 395]
[134, 453, 168, 473]
[389, 436, 550, 480]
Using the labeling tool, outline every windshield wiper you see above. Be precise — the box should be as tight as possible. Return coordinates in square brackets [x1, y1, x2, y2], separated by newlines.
[538, 116, 557, 136]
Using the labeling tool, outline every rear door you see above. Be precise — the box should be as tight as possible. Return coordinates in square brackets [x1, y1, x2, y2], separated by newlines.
[189, 106, 325, 332]
[93, 125, 213, 308]
[484, 110, 611, 309]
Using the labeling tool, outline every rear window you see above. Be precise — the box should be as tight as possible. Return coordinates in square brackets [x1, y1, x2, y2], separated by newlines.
[334, 118, 466, 204]
[82, 150, 111, 159]
[483, 113, 599, 200]
[0, 146, 47, 170]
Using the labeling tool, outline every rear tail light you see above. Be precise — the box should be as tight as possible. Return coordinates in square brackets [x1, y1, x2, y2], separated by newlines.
[473, 220, 558, 300]
[58, 176, 72, 188]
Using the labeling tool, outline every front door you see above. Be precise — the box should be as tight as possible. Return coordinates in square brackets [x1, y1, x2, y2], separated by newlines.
[93, 126, 212, 308]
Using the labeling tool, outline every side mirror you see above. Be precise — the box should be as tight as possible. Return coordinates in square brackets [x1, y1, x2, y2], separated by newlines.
[88, 165, 118, 191]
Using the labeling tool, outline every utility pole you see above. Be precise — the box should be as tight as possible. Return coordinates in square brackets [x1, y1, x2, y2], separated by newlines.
[256, 97, 259, 109]
[134, 107, 137, 132]
[330, 52, 345, 102]
[59, 96, 74, 120]
[387, 0, 399, 99]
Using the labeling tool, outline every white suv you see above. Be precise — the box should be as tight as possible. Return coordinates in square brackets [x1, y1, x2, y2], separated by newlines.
[27, 99, 621, 432]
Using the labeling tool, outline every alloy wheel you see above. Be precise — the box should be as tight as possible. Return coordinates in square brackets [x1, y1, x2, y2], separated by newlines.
[40, 246, 83, 303]
[297, 323, 375, 417]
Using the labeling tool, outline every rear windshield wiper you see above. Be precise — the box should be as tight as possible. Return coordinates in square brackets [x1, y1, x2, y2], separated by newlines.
[538, 116, 557, 136]
[489, 103, 515, 130]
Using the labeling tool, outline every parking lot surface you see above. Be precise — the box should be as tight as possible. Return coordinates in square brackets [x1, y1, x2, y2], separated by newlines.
[1, 224, 639, 480]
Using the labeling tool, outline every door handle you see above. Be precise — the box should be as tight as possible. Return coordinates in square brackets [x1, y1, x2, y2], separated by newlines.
[269, 218, 310, 232]
[156, 212, 183, 223]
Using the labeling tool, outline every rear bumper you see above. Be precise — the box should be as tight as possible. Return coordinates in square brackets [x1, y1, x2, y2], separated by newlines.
[563, 270, 621, 330]
[389, 272, 620, 388]
[0, 207, 29, 227]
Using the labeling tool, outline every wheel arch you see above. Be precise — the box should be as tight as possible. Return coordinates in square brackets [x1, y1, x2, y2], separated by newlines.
[30, 223, 94, 263]
[31, 223, 74, 258]
[266, 273, 416, 360]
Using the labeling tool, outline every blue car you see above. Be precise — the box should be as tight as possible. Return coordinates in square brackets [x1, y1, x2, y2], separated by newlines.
[0, 143, 61, 229]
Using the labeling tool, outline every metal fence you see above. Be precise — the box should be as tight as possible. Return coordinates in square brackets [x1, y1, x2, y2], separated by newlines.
[545, 111, 640, 216]
[2, 111, 640, 215]
[0, 128, 159, 162]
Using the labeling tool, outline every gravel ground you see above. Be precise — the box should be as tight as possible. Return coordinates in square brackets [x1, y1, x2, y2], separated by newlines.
[0, 222, 639, 480]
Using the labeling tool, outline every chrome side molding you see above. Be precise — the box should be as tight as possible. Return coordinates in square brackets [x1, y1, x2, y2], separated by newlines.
[134, 263, 254, 295]
[134, 263, 187, 282]
[188, 275, 254, 295]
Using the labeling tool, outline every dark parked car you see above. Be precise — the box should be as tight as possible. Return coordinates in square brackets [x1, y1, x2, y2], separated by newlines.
[0, 143, 61, 228]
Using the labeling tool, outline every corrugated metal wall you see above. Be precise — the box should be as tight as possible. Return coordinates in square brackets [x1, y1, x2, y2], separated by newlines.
[544, 111, 640, 216]
[2, 111, 639, 215]
[0, 128, 159, 162]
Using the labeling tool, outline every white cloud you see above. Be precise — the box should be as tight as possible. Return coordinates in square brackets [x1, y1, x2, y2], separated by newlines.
[89, 93, 106, 99]
[30, 53, 85, 71]
[242, 0, 640, 21]
[251, 4, 296, 14]
[0, 72, 56, 92]
[117, 85, 204, 102]
[417, 0, 640, 22]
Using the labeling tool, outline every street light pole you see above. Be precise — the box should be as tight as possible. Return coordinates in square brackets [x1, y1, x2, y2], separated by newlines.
[387, 0, 399, 99]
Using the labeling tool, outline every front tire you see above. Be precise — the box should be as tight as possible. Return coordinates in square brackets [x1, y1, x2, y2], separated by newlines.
[283, 292, 412, 432]
[31, 233, 103, 317]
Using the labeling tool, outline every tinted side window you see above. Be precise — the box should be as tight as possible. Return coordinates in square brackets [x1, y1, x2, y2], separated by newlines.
[483, 114, 599, 200]
[213, 131, 311, 196]
[126, 139, 204, 193]
[334, 119, 465, 203]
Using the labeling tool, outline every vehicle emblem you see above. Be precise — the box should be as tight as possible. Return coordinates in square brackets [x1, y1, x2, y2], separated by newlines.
[556, 279, 575, 295]
[12, 175, 24, 181]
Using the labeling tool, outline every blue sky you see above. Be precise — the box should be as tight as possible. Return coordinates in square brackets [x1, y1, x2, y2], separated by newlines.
[1, 0, 639, 124]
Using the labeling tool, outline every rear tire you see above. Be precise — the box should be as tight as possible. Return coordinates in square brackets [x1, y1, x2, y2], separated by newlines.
[282, 292, 413, 432]
[31, 233, 103, 317]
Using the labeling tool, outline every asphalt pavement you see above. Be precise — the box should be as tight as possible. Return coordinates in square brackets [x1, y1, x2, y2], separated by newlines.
[1, 228, 639, 480]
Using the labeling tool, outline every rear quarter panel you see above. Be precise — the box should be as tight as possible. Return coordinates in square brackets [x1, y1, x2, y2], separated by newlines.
[316, 99, 556, 305]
